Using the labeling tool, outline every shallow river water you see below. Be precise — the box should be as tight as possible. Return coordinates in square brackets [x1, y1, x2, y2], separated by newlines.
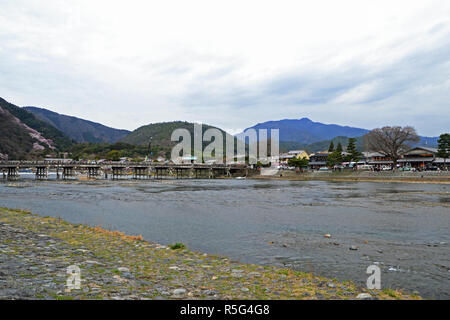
[0, 177, 449, 298]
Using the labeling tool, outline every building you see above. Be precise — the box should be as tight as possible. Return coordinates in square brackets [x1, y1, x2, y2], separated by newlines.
[362, 152, 393, 169]
[434, 157, 450, 169]
[278, 153, 295, 165]
[276, 150, 310, 166]
[288, 150, 309, 160]
[398, 147, 437, 169]
[308, 152, 329, 169]
[43, 158, 73, 163]
[362, 147, 448, 170]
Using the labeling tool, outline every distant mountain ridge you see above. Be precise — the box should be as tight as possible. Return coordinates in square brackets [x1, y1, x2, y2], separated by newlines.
[239, 118, 369, 144]
[239, 117, 439, 149]
[24, 107, 130, 144]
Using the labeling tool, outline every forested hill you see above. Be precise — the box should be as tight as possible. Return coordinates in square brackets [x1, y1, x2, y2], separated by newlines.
[121, 121, 235, 147]
[24, 106, 130, 143]
[0, 97, 74, 159]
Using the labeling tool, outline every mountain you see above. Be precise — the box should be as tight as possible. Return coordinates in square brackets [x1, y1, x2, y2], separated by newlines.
[239, 118, 369, 145]
[240, 117, 439, 150]
[121, 121, 239, 157]
[0, 97, 74, 159]
[24, 107, 130, 143]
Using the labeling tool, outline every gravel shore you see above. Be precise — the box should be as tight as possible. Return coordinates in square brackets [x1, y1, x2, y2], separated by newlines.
[0, 208, 418, 300]
[253, 170, 450, 184]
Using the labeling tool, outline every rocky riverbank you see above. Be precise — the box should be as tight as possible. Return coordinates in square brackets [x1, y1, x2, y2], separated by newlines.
[0, 208, 419, 300]
[253, 170, 450, 184]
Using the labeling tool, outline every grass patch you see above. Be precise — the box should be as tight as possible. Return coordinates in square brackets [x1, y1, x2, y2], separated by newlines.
[382, 288, 400, 298]
[168, 243, 186, 250]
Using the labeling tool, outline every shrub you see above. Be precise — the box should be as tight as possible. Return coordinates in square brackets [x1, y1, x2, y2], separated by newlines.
[169, 243, 186, 250]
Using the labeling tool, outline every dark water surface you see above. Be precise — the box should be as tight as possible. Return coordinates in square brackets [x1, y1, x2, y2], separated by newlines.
[1, 178, 449, 298]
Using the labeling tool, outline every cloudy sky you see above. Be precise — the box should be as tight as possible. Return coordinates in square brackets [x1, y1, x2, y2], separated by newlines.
[0, 0, 449, 136]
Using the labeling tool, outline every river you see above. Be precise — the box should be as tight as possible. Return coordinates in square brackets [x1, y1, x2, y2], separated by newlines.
[0, 177, 449, 298]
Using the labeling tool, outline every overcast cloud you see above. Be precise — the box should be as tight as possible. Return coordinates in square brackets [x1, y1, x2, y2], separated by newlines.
[0, 0, 449, 136]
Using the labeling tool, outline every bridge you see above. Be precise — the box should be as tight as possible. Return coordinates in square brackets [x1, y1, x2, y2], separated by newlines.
[0, 161, 251, 181]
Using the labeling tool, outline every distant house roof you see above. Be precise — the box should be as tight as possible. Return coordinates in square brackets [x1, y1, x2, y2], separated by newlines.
[44, 158, 73, 162]
[279, 153, 295, 159]
[288, 150, 307, 154]
[404, 146, 438, 155]
[362, 151, 385, 158]
[310, 151, 329, 157]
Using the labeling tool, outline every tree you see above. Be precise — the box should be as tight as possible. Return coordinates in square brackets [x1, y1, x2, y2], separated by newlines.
[437, 133, 450, 169]
[256, 160, 271, 168]
[336, 142, 343, 152]
[288, 157, 309, 170]
[326, 150, 343, 167]
[345, 137, 362, 162]
[363, 126, 419, 169]
[328, 141, 335, 152]
[106, 150, 121, 161]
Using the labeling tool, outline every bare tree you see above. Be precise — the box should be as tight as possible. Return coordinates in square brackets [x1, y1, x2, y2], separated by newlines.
[363, 126, 420, 169]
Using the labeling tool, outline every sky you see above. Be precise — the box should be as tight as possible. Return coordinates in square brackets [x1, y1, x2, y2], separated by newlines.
[0, 0, 449, 136]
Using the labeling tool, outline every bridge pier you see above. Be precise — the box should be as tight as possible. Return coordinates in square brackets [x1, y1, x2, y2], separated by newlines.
[175, 168, 191, 179]
[5, 167, 19, 180]
[2, 169, 5, 180]
[62, 166, 76, 180]
[87, 167, 100, 179]
[35, 166, 48, 180]
[112, 167, 124, 180]
[155, 167, 163, 179]
[193, 167, 214, 179]
[132, 167, 149, 180]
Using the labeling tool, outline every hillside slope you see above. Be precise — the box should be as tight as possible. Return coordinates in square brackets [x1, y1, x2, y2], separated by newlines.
[0, 97, 73, 159]
[24, 107, 130, 143]
[121, 121, 239, 158]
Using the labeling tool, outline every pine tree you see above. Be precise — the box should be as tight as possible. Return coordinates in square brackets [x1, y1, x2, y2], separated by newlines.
[326, 150, 343, 167]
[336, 142, 343, 152]
[437, 133, 450, 169]
[345, 137, 362, 162]
[328, 141, 334, 152]
[288, 157, 309, 170]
